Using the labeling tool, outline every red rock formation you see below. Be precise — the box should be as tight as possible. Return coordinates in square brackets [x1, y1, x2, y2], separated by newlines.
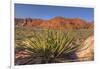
[15, 17, 94, 30]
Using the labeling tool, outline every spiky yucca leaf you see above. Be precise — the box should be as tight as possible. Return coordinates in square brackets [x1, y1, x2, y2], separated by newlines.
[23, 29, 80, 63]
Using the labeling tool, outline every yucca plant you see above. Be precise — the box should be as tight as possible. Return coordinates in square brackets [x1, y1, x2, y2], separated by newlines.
[22, 29, 81, 63]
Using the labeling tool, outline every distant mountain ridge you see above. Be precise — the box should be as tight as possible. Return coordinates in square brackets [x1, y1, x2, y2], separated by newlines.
[15, 17, 94, 30]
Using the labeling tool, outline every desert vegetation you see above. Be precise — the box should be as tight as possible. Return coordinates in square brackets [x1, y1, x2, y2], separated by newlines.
[15, 17, 94, 65]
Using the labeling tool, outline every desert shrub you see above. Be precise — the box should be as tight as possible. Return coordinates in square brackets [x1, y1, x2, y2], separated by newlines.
[22, 29, 82, 63]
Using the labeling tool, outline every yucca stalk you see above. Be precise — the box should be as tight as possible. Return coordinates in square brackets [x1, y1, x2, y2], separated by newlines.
[22, 29, 80, 63]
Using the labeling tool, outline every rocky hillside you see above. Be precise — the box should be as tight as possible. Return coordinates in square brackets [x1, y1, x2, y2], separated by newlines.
[15, 17, 94, 30]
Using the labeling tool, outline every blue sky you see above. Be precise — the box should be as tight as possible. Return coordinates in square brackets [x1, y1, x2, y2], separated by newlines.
[15, 3, 94, 22]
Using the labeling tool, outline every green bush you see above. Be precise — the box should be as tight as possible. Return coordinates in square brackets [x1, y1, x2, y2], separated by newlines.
[22, 29, 81, 63]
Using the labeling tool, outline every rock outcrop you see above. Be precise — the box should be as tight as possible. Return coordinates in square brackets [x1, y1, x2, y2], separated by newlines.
[15, 17, 94, 30]
[76, 35, 94, 61]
